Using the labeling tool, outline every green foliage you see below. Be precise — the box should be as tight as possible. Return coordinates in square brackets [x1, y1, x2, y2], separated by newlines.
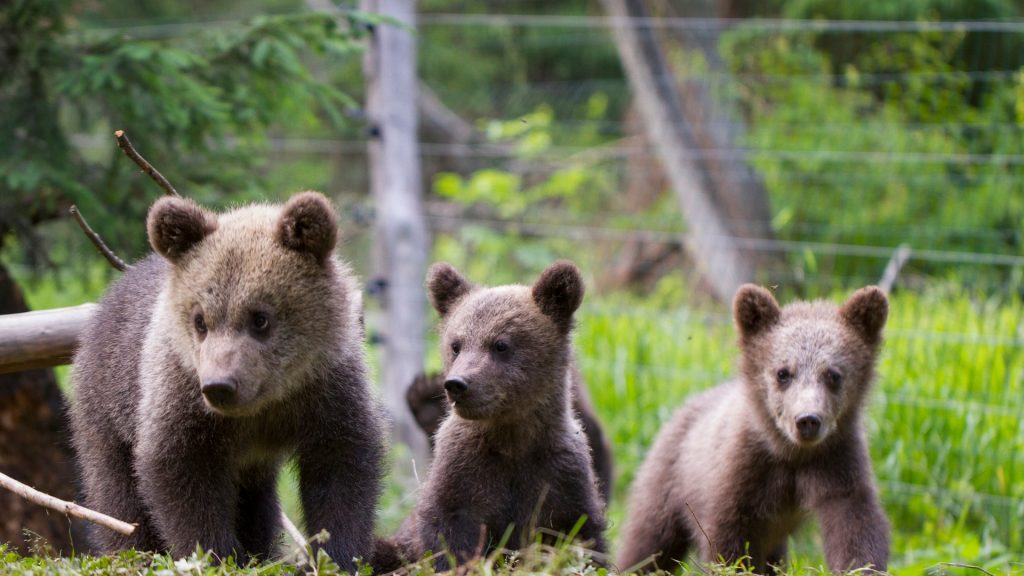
[418, 1, 625, 122]
[430, 101, 620, 284]
[720, 26, 1024, 290]
[0, 0, 371, 266]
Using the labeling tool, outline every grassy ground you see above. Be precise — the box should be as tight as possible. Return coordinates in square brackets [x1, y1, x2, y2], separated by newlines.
[6, 266, 1024, 574]
[574, 283, 1023, 573]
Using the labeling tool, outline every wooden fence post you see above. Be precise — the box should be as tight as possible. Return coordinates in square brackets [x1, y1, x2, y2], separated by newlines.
[361, 0, 431, 465]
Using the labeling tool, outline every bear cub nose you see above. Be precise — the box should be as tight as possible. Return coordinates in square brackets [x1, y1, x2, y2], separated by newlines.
[201, 378, 238, 406]
[444, 376, 469, 396]
[795, 413, 822, 441]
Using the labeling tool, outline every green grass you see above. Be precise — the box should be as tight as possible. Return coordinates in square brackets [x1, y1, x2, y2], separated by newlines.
[6, 264, 1024, 573]
[575, 286, 1024, 573]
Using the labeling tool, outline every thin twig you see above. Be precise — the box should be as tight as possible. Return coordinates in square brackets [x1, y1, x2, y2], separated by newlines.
[684, 500, 717, 560]
[878, 243, 912, 294]
[69, 205, 130, 272]
[114, 130, 180, 197]
[940, 562, 997, 576]
[279, 511, 307, 549]
[279, 511, 309, 564]
[0, 471, 135, 536]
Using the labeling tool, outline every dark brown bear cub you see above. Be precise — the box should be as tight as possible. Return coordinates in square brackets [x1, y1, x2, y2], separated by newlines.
[404, 365, 615, 502]
[618, 285, 890, 573]
[385, 261, 606, 570]
[70, 193, 385, 569]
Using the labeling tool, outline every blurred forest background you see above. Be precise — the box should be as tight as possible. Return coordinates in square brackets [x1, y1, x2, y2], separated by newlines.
[2, 0, 1023, 572]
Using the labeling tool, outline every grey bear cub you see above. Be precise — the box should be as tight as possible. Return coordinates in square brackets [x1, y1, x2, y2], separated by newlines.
[380, 261, 607, 570]
[618, 284, 891, 573]
[70, 192, 385, 569]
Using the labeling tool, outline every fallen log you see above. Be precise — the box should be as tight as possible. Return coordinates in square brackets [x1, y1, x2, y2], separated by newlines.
[0, 304, 97, 374]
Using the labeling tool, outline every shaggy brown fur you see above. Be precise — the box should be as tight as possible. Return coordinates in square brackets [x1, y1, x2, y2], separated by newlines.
[405, 367, 614, 502]
[617, 285, 890, 573]
[70, 193, 385, 569]
[380, 261, 606, 571]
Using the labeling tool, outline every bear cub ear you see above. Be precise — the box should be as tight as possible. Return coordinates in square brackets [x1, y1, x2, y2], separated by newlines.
[734, 284, 781, 341]
[840, 286, 888, 346]
[276, 191, 339, 263]
[532, 260, 584, 334]
[427, 263, 474, 318]
[147, 197, 218, 263]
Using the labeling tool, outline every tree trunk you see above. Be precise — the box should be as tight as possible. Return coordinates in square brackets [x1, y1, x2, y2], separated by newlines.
[601, 0, 783, 301]
[0, 263, 86, 554]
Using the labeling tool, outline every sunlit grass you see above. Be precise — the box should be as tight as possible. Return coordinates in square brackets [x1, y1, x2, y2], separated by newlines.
[575, 286, 1024, 572]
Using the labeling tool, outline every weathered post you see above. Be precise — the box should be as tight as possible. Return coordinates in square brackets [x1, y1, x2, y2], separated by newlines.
[361, 0, 431, 464]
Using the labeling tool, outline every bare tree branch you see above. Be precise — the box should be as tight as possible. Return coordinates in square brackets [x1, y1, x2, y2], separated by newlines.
[0, 471, 136, 536]
[878, 243, 912, 294]
[279, 511, 309, 563]
[114, 130, 180, 198]
[69, 205, 130, 272]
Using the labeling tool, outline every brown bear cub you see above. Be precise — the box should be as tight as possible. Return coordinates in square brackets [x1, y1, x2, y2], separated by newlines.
[618, 285, 890, 573]
[405, 365, 615, 502]
[70, 193, 385, 569]
[382, 261, 607, 570]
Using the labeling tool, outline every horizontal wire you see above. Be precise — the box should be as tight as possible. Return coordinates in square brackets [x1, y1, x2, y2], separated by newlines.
[425, 212, 1024, 267]
[880, 480, 1023, 509]
[78, 11, 1024, 39]
[70, 133, 1024, 167]
[418, 13, 1024, 34]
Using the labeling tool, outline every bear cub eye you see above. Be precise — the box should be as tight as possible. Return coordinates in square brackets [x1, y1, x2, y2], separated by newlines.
[775, 367, 792, 387]
[492, 338, 511, 354]
[824, 367, 843, 389]
[450, 340, 461, 356]
[250, 310, 272, 335]
[193, 313, 208, 337]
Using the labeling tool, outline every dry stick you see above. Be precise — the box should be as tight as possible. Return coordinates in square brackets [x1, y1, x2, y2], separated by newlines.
[279, 511, 309, 564]
[939, 563, 997, 576]
[278, 511, 307, 548]
[0, 470, 135, 536]
[878, 243, 912, 294]
[114, 130, 180, 197]
[69, 205, 130, 272]
[684, 500, 717, 561]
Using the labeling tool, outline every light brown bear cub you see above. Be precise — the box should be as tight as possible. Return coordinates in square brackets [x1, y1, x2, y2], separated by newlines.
[618, 285, 890, 573]
[71, 193, 385, 569]
[383, 261, 606, 570]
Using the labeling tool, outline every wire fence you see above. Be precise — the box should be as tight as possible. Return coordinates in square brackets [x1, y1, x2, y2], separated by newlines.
[55, 7, 1024, 557]
[416, 10, 1024, 555]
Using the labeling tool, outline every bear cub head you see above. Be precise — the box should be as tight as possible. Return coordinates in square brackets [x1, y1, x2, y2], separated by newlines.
[733, 284, 888, 451]
[147, 192, 352, 417]
[426, 260, 584, 423]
